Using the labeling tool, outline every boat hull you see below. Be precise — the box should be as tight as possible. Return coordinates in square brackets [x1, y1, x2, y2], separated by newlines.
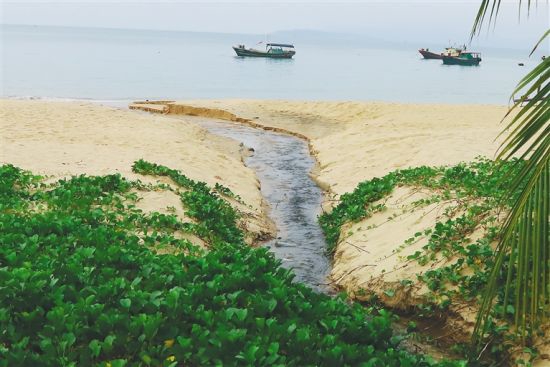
[419, 50, 442, 59]
[442, 55, 481, 66]
[233, 47, 295, 59]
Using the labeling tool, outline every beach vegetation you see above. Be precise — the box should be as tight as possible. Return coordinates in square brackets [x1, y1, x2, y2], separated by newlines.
[0, 162, 462, 366]
[319, 158, 532, 363]
[319, 158, 521, 255]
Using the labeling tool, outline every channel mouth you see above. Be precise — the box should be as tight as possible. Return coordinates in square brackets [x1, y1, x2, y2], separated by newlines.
[188, 117, 332, 293]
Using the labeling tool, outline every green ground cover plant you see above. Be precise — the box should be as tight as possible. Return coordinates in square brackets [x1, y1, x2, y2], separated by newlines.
[0, 162, 461, 366]
[320, 158, 521, 256]
[319, 158, 530, 363]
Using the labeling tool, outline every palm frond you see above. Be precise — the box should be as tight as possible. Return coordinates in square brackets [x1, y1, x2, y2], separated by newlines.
[530, 29, 550, 56]
[474, 157, 549, 345]
[472, 40, 550, 347]
[471, 0, 539, 38]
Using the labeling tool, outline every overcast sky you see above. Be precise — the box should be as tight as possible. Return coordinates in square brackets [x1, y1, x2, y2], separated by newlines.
[1, 1, 548, 49]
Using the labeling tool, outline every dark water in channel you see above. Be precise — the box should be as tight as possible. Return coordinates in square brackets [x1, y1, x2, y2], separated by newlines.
[189, 117, 332, 293]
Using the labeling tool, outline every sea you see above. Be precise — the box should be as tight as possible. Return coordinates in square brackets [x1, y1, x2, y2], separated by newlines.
[0, 24, 544, 105]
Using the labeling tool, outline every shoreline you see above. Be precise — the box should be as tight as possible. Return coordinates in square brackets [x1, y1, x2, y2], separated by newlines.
[1, 94, 512, 107]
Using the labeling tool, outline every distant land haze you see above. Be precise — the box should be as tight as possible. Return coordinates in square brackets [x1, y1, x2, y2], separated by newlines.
[0, 24, 543, 103]
[2, 1, 548, 51]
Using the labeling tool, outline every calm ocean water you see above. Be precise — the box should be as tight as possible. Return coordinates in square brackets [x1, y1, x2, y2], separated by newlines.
[0, 24, 540, 104]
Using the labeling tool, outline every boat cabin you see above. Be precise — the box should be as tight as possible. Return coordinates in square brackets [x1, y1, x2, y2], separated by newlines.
[266, 43, 295, 54]
[459, 52, 481, 59]
[442, 47, 462, 57]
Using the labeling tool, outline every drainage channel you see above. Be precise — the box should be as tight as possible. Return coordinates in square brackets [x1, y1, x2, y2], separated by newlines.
[169, 114, 456, 361]
[188, 117, 332, 294]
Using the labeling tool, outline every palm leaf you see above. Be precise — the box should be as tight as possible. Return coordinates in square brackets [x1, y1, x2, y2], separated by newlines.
[470, 0, 539, 38]
[472, 28, 550, 348]
[530, 29, 550, 56]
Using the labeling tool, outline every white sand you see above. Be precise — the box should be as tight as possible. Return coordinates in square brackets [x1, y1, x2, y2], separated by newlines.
[0, 99, 274, 245]
[159, 100, 507, 197]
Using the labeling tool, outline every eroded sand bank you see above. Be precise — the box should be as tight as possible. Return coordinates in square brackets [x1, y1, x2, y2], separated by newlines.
[131, 100, 505, 191]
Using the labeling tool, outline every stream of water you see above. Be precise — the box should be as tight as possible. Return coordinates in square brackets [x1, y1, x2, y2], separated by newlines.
[189, 117, 332, 293]
[186, 116, 461, 361]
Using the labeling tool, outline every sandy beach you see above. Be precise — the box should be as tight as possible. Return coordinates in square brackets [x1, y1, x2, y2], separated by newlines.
[157, 100, 508, 197]
[4, 2, 548, 364]
[3, 98, 547, 363]
[0, 99, 274, 245]
[2, 97, 509, 258]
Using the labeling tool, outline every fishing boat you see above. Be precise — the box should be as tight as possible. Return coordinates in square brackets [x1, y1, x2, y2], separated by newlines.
[418, 48, 442, 59]
[442, 51, 482, 66]
[233, 43, 296, 59]
[419, 46, 463, 59]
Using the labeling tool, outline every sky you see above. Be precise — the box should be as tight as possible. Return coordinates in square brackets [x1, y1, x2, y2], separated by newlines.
[1, 1, 548, 50]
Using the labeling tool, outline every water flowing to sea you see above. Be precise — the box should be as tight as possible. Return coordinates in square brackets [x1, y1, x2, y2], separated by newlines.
[189, 117, 332, 293]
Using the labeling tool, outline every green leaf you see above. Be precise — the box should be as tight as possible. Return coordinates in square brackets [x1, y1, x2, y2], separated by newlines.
[177, 336, 192, 349]
[89, 339, 101, 358]
[120, 298, 131, 308]
[242, 345, 259, 363]
[140, 353, 152, 365]
[110, 359, 128, 367]
[267, 298, 277, 312]
[383, 289, 395, 298]
[267, 342, 279, 355]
